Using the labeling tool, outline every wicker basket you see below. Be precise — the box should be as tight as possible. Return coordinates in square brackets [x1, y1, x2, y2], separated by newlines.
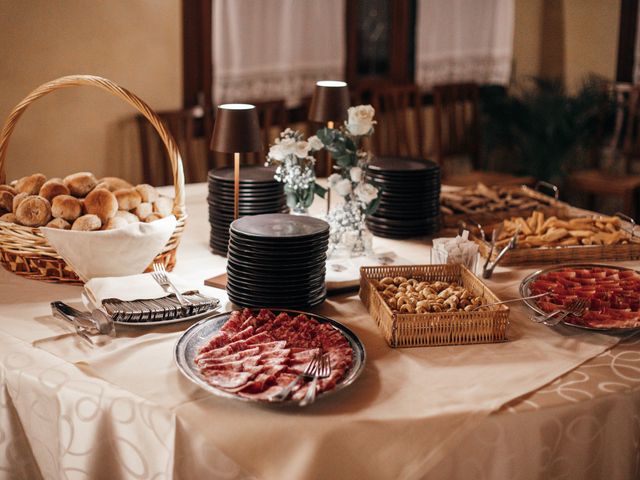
[442, 185, 567, 230]
[475, 210, 640, 267]
[0, 75, 187, 284]
[359, 264, 510, 348]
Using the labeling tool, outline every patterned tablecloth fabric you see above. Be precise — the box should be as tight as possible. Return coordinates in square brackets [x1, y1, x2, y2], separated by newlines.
[0, 183, 639, 480]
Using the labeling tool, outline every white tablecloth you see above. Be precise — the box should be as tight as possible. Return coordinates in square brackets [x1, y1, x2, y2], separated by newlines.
[1, 183, 639, 480]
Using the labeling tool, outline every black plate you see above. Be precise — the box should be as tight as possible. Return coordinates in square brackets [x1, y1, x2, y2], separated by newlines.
[208, 165, 280, 183]
[227, 288, 327, 309]
[226, 261, 326, 281]
[366, 214, 440, 227]
[227, 269, 326, 291]
[227, 280, 326, 300]
[367, 156, 439, 173]
[210, 187, 285, 199]
[227, 253, 327, 271]
[209, 203, 287, 216]
[228, 232, 329, 249]
[230, 214, 330, 240]
[228, 240, 328, 259]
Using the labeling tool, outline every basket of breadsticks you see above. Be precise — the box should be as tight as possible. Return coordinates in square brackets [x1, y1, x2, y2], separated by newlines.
[359, 264, 509, 348]
[440, 183, 564, 230]
[0, 75, 186, 284]
[474, 210, 640, 266]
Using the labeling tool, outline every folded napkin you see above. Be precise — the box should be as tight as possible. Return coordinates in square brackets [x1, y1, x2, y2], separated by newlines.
[42, 215, 177, 281]
[325, 252, 412, 289]
[84, 271, 193, 307]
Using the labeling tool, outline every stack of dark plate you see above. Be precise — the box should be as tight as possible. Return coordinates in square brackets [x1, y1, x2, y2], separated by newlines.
[208, 166, 287, 255]
[227, 214, 329, 309]
[365, 156, 441, 239]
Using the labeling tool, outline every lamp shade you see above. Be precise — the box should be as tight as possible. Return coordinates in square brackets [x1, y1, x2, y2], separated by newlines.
[308, 81, 349, 124]
[210, 104, 262, 153]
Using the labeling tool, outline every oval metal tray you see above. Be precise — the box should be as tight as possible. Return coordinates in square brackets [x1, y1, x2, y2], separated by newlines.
[174, 309, 366, 405]
[519, 263, 640, 333]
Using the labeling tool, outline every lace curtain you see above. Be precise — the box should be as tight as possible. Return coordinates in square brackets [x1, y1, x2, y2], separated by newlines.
[212, 0, 345, 107]
[415, 0, 515, 89]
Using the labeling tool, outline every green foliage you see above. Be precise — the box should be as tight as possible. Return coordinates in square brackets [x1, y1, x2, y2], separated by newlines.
[314, 182, 327, 198]
[317, 126, 358, 168]
[482, 76, 614, 182]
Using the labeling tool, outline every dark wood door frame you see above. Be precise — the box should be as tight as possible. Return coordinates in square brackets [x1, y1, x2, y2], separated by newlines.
[182, 0, 212, 108]
[617, 0, 639, 82]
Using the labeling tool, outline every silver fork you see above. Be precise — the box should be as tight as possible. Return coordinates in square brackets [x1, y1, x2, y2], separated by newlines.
[271, 351, 322, 402]
[151, 263, 190, 307]
[536, 298, 589, 326]
[299, 353, 332, 407]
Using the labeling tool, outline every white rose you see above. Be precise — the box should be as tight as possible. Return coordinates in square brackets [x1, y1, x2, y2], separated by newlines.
[346, 104, 376, 136]
[308, 135, 323, 151]
[328, 173, 342, 187]
[355, 182, 378, 203]
[268, 144, 287, 161]
[279, 137, 296, 155]
[334, 178, 353, 197]
[350, 166, 363, 182]
[294, 141, 311, 158]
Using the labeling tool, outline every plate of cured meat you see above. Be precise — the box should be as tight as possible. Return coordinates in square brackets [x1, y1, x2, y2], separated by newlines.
[520, 264, 640, 331]
[174, 308, 365, 404]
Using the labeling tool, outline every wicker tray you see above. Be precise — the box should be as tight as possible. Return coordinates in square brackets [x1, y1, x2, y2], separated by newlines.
[474, 210, 640, 267]
[0, 75, 187, 284]
[359, 264, 509, 348]
[441, 184, 566, 230]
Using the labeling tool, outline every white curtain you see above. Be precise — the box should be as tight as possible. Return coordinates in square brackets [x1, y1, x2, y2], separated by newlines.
[212, 0, 345, 107]
[415, 0, 515, 89]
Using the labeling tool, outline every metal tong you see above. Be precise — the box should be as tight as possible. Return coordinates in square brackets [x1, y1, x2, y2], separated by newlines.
[51, 301, 116, 345]
[481, 225, 520, 279]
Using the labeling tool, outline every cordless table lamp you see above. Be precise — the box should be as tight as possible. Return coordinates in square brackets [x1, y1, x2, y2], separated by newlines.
[210, 104, 262, 219]
[308, 80, 350, 214]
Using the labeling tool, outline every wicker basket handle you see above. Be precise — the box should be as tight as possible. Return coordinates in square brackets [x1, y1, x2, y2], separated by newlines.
[0, 74, 186, 217]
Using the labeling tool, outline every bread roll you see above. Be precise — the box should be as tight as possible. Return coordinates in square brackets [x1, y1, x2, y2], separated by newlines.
[0, 190, 13, 214]
[72, 214, 102, 231]
[115, 210, 139, 224]
[12, 192, 28, 212]
[15, 173, 47, 196]
[114, 188, 142, 211]
[0, 185, 17, 195]
[51, 195, 82, 222]
[134, 202, 153, 220]
[0, 213, 16, 223]
[46, 218, 71, 230]
[15, 195, 52, 227]
[144, 213, 163, 223]
[135, 184, 159, 203]
[102, 216, 129, 230]
[153, 196, 172, 217]
[98, 177, 134, 192]
[84, 188, 118, 223]
[63, 172, 97, 197]
[39, 179, 70, 202]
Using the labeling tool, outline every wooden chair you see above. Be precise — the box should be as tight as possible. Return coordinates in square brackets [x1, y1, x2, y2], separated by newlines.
[433, 82, 533, 187]
[137, 105, 213, 185]
[569, 83, 640, 220]
[369, 84, 427, 159]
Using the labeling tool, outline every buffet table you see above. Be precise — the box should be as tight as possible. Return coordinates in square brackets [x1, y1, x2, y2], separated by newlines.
[1, 183, 639, 480]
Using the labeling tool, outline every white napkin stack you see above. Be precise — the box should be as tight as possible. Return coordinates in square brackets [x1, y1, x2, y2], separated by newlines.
[41, 215, 177, 281]
[84, 272, 193, 308]
[432, 230, 479, 271]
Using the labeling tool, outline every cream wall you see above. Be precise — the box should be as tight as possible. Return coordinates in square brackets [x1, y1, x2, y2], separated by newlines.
[513, 0, 621, 89]
[0, 0, 181, 184]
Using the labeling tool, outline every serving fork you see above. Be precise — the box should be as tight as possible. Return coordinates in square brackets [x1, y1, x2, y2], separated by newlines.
[535, 298, 589, 326]
[151, 262, 190, 307]
[299, 353, 332, 407]
[271, 350, 323, 402]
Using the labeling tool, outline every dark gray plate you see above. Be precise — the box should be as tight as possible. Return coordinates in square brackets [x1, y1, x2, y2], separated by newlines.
[174, 309, 366, 405]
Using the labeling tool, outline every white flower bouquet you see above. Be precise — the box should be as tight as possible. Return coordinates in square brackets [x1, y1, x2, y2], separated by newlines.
[265, 128, 324, 214]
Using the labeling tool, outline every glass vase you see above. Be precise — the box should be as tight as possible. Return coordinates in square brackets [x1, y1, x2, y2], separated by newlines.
[285, 182, 315, 215]
[326, 197, 373, 258]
